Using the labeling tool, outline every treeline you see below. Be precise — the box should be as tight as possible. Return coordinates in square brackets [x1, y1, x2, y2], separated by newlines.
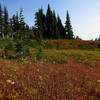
[0, 4, 75, 40]
[0, 4, 32, 40]
[34, 4, 74, 39]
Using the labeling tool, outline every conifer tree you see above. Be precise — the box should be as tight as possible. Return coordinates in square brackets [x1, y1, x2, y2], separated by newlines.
[57, 15, 67, 39]
[11, 12, 20, 38]
[19, 8, 25, 40]
[65, 11, 74, 39]
[34, 8, 45, 55]
[52, 11, 58, 39]
[34, 8, 45, 39]
[46, 4, 53, 39]
[15, 12, 19, 34]
[24, 24, 30, 39]
[12, 14, 16, 33]
[9, 18, 13, 38]
[3, 6, 9, 38]
[25, 24, 30, 33]
[40, 9, 46, 39]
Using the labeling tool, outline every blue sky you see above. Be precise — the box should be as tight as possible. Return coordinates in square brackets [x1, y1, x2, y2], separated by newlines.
[1, 0, 100, 40]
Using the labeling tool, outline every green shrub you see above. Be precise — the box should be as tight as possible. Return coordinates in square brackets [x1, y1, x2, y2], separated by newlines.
[35, 51, 44, 61]
[44, 42, 55, 49]
[22, 46, 31, 57]
[45, 56, 67, 64]
[78, 44, 94, 49]
[57, 39, 61, 50]
[4, 38, 16, 59]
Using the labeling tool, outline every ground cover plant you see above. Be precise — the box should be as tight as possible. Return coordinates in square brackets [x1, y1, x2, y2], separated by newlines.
[0, 40, 100, 99]
[0, 56, 100, 100]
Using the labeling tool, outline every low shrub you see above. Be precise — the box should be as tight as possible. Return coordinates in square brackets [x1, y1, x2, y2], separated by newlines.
[44, 40, 55, 49]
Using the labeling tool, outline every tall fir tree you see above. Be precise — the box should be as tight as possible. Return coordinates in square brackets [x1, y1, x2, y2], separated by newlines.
[34, 8, 45, 53]
[3, 6, 9, 38]
[19, 8, 25, 40]
[34, 8, 44, 39]
[15, 12, 19, 34]
[9, 18, 13, 38]
[52, 11, 58, 39]
[12, 12, 19, 38]
[40, 9, 46, 39]
[46, 4, 53, 39]
[12, 14, 16, 33]
[65, 11, 74, 39]
[24, 24, 30, 39]
[57, 15, 67, 39]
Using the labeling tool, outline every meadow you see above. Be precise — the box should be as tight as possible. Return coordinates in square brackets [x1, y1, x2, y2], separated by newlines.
[0, 39, 100, 99]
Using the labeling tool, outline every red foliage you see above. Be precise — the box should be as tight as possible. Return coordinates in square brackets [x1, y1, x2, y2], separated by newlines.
[0, 59, 100, 99]
[53, 40, 58, 45]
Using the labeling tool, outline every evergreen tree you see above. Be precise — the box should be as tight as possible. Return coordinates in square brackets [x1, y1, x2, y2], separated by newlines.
[12, 14, 16, 33]
[46, 4, 53, 39]
[15, 12, 19, 34]
[34, 8, 44, 39]
[25, 24, 30, 39]
[9, 18, 13, 38]
[52, 11, 58, 39]
[0, 4, 3, 38]
[12, 12, 19, 38]
[40, 9, 46, 39]
[76, 36, 81, 40]
[34, 8, 45, 55]
[3, 6, 9, 38]
[65, 11, 74, 39]
[57, 15, 67, 39]
[19, 8, 25, 40]
[25, 24, 30, 32]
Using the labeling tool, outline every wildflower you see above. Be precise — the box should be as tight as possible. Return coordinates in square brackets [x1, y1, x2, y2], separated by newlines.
[6, 80, 12, 83]
[97, 80, 100, 83]
[11, 81, 15, 85]
[6, 79, 15, 85]
[39, 75, 43, 81]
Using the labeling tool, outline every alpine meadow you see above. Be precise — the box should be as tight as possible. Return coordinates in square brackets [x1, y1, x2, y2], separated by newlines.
[0, 1, 100, 100]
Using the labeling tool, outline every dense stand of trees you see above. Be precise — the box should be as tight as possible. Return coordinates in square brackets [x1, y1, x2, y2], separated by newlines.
[0, 4, 32, 39]
[0, 4, 75, 40]
[34, 4, 74, 39]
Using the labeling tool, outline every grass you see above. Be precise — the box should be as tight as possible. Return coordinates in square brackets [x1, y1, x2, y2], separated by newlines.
[47, 49, 100, 58]
[43, 49, 100, 68]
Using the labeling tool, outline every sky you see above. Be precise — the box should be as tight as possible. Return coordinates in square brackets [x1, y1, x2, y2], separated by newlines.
[1, 0, 100, 40]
